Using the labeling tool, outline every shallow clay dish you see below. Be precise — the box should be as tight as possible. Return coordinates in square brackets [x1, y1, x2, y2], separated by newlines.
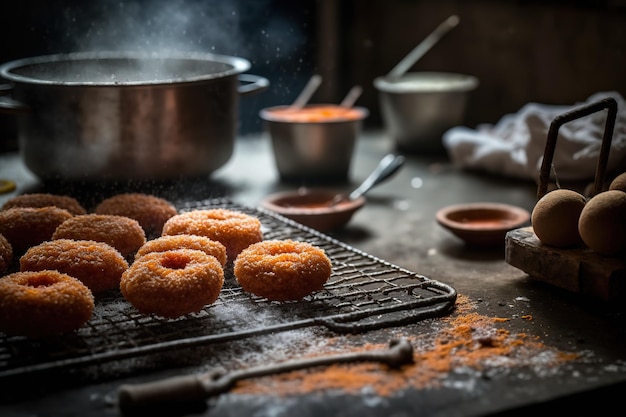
[436, 202, 530, 246]
[261, 188, 366, 232]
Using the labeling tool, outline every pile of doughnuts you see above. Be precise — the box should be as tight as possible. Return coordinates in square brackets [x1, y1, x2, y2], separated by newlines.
[0, 192, 333, 338]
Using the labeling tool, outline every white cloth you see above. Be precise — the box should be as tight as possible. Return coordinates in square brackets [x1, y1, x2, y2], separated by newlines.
[442, 92, 626, 181]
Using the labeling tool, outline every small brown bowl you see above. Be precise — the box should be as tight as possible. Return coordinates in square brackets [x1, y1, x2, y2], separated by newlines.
[261, 188, 366, 232]
[436, 202, 530, 246]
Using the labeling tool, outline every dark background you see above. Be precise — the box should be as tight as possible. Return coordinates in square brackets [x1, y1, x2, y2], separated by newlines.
[0, 0, 318, 144]
[2, 0, 626, 149]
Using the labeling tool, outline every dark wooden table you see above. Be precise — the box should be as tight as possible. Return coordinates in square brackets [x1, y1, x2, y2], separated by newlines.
[1, 131, 625, 417]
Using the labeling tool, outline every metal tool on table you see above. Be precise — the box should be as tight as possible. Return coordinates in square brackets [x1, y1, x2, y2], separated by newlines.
[117, 338, 414, 416]
[331, 153, 406, 206]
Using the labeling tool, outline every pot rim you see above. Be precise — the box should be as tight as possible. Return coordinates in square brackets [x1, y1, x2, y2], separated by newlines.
[373, 71, 479, 94]
[0, 50, 251, 87]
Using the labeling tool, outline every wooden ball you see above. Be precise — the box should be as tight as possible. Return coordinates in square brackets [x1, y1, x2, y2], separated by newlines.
[531, 189, 586, 248]
[578, 190, 626, 255]
[609, 172, 626, 192]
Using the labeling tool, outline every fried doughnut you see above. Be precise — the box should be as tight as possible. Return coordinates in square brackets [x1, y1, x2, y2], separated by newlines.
[0, 270, 94, 337]
[120, 249, 224, 319]
[135, 234, 227, 266]
[94, 193, 177, 238]
[233, 239, 332, 301]
[0, 233, 13, 275]
[52, 214, 146, 258]
[0, 207, 74, 255]
[162, 209, 263, 263]
[2, 193, 87, 215]
[20, 239, 129, 294]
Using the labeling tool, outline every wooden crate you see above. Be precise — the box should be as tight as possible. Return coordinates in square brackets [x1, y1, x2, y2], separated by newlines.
[505, 227, 626, 302]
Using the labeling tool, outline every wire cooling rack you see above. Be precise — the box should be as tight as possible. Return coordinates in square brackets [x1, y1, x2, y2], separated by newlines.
[0, 198, 457, 380]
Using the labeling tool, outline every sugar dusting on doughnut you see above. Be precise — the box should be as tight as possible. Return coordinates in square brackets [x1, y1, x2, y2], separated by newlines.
[162, 209, 263, 263]
[0, 270, 94, 337]
[0, 206, 74, 256]
[20, 239, 129, 294]
[94, 193, 177, 238]
[121, 249, 224, 319]
[234, 239, 332, 301]
[1, 193, 87, 215]
[135, 234, 227, 266]
[52, 213, 146, 259]
[0, 233, 12, 275]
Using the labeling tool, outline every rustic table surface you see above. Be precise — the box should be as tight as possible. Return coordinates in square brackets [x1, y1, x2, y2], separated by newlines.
[1, 130, 625, 417]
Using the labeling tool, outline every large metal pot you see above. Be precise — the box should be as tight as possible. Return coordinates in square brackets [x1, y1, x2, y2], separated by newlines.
[0, 51, 269, 181]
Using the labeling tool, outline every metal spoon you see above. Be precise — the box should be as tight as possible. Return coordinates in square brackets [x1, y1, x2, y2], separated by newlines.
[331, 153, 405, 206]
[291, 74, 323, 109]
[387, 15, 460, 78]
[340, 85, 363, 108]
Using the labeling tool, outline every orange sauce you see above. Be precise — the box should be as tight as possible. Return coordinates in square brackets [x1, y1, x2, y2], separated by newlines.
[277, 199, 352, 211]
[459, 218, 508, 227]
[267, 105, 364, 122]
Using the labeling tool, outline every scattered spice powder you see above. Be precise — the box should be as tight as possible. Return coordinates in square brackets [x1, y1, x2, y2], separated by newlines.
[231, 294, 579, 397]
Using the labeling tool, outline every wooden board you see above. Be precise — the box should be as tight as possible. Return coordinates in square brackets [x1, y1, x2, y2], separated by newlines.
[505, 227, 626, 302]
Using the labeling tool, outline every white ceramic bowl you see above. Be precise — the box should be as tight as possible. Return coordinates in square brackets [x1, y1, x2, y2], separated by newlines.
[374, 72, 479, 154]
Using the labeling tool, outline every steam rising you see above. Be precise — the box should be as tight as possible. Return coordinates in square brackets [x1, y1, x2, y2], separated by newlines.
[58, 0, 307, 67]
[62, 1, 236, 54]
[29, 0, 316, 132]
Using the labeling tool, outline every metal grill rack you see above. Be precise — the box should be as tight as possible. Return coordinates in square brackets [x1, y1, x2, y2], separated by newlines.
[0, 198, 457, 380]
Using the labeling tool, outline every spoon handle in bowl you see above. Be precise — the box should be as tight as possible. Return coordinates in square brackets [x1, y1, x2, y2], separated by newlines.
[349, 154, 405, 201]
[387, 15, 460, 78]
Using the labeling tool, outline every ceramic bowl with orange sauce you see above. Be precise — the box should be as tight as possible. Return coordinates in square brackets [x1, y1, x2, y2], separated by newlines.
[261, 188, 366, 232]
[435, 202, 530, 246]
[260, 104, 369, 184]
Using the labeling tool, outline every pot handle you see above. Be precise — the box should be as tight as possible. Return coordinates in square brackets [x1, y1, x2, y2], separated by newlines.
[0, 84, 30, 113]
[237, 74, 270, 96]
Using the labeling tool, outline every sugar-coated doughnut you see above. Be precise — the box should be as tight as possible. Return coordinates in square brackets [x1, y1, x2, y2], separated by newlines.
[120, 249, 224, 319]
[0, 233, 12, 275]
[20, 239, 129, 293]
[135, 234, 227, 266]
[1, 193, 87, 215]
[162, 209, 263, 263]
[94, 193, 177, 238]
[234, 239, 332, 301]
[0, 207, 74, 255]
[0, 270, 95, 337]
[52, 214, 146, 258]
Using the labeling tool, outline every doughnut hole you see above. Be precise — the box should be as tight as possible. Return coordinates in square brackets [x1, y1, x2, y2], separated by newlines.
[161, 252, 191, 269]
[26, 273, 57, 288]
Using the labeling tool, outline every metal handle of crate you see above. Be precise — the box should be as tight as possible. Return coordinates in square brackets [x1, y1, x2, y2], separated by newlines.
[537, 97, 618, 200]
